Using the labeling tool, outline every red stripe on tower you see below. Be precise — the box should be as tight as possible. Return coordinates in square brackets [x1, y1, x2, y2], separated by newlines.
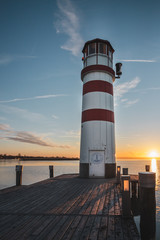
[83, 80, 113, 96]
[82, 109, 114, 123]
[81, 65, 115, 80]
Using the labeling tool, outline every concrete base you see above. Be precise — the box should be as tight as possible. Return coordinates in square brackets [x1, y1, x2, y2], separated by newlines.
[105, 163, 116, 178]
[80, 163, 89, 178]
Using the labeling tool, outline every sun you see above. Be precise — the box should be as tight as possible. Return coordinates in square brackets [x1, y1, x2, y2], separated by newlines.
[148, 151, 159, 158]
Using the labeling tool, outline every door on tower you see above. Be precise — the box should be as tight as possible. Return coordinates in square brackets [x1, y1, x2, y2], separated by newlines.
[89, 151, 105, 177]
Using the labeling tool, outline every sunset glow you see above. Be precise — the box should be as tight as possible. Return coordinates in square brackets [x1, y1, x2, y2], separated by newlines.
[148, 151, 159, 158]
[151, 158, 157, 173]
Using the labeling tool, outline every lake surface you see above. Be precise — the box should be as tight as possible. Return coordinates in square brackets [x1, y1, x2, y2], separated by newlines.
[0, 158, 160, 239]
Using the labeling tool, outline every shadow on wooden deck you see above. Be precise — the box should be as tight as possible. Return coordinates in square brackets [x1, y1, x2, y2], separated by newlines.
[0, 174, 140, 240]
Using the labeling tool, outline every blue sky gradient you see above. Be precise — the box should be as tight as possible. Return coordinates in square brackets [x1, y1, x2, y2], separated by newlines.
[0, 0, 160, 158]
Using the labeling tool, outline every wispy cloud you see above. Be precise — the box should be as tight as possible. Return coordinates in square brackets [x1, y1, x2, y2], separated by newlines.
[0, 125, 70, 148]
[0, 54, 37, 65]
[0, 123, 11, 131]
[62, 130, 80, 138]
[55, 0, 84, 56]
[114, 77, 140, 107]
[52, 115, 59, 119]
[0, 105, 45, 122]
[0, 94, 67, 103]
[0, 55, 13, 65]
[124, 99, 139, 108]
[114, 77, 140, 98]
[118, 59, 156, 63]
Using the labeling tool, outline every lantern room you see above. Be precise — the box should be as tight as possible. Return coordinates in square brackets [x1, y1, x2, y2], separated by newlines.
[82, 38, 114, 68]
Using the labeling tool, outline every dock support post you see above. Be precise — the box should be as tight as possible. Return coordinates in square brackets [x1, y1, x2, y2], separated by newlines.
[15, 165, 23, 186]
[123, 168, 128, 175]
[145, 165, 150, 172]
[117, 166, 121, 184]
[121, 175, 131, 218]
[139, 172, 156, 240]
[49, 165, 54, 178]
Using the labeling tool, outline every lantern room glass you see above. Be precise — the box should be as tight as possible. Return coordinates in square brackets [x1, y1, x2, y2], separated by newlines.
[88, 43, 96, 55]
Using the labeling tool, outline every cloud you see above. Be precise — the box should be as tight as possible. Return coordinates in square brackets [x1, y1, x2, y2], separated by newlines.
[52, 115, 59, 119]
[0, 54, 37, 65]
[0, 94, 67, 103]
[114, 77, 140, 98]
[0, 55, 13, 65]
[0, 123, 11, 131]
[0, 105, 45, 122]
[124, 99, 139, 108]
[61, 130, 80, 138]
[114, 77, 140, 107]
[0, 126, 70, 148]
[55, 0, 84, 56]
[118, 59, 156, 63]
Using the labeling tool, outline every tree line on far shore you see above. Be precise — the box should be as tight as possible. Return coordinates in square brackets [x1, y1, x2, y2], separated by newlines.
[0, 154, 79, 161]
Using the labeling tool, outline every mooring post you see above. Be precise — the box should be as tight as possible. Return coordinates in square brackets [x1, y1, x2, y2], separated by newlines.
[49, 165, 54, 178]
[121, 175, 131, 218]
[15, 165, 23, 186]
[123, 168, 128, 175]
[145, 165, 150, 172]
[131, 181, 137, 198]
[139, 172, 156, 240]
[117, 166, 121, 184]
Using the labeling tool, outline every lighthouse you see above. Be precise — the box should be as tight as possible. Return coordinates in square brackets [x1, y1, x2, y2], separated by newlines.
[80, 38, 121, 178]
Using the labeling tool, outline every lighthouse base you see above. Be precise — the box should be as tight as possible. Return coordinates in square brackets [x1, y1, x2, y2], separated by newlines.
[105, 163, 116, 178]
[80, 163, 89, 178]
[80, 163, 116, 178]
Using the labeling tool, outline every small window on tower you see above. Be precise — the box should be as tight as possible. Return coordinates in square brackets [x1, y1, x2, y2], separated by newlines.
[88, 43, 96, 55]
[108, 48, 112, 59]
[99, 43, 107, 54]
[84, 46, 88, 57]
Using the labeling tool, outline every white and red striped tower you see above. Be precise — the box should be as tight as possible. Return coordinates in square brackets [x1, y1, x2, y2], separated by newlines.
[80, 38, 117, 178]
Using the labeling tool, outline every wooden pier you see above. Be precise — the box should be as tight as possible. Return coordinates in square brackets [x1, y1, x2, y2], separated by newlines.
[0, 174, 140, 239]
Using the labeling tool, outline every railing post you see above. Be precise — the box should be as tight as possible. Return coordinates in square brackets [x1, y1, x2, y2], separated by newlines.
[139, 172, 156, 240]
[121, 175, 131, 218]
[145, 165, 150, 172]
[123, 168, 128, 175]
[49, 165, 54, 178]
[117, 166, 121, 184]
[15, 165, 23, 186]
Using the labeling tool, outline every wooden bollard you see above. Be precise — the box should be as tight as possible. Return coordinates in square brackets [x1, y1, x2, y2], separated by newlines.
[117, 166, 121, 184]
[49, 165, 54, 178]
[145, 165, 150, 172]
[123, 168, 128, 175]
[131, 181, 137, 198]
[121, 175, 131, 218]
[139, 172, 156, 240]
[15, 165, 23, 186]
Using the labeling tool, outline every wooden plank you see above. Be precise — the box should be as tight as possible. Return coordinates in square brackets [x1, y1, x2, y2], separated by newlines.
[70, 215, 88, 240]
[107, 216, 115, 240]
[79, 216, 95, 240]
[97, 216, 108, 240]
[114, 216, 124, 240]
[54, 216, 74, 240]
[62, 216, 81, 240]
[88, 216, 101, 240]
[96, 183, 107, 215]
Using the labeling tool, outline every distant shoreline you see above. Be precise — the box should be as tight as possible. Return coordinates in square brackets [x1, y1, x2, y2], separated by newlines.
[0, 157, 79, 161]
[0, 157, 159, 161]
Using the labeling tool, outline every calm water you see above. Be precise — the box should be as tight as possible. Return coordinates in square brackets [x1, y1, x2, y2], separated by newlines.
[0, 158, 160, 239]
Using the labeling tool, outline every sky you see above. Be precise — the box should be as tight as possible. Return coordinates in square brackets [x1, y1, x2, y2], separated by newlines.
[0, 0, 160, 158]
